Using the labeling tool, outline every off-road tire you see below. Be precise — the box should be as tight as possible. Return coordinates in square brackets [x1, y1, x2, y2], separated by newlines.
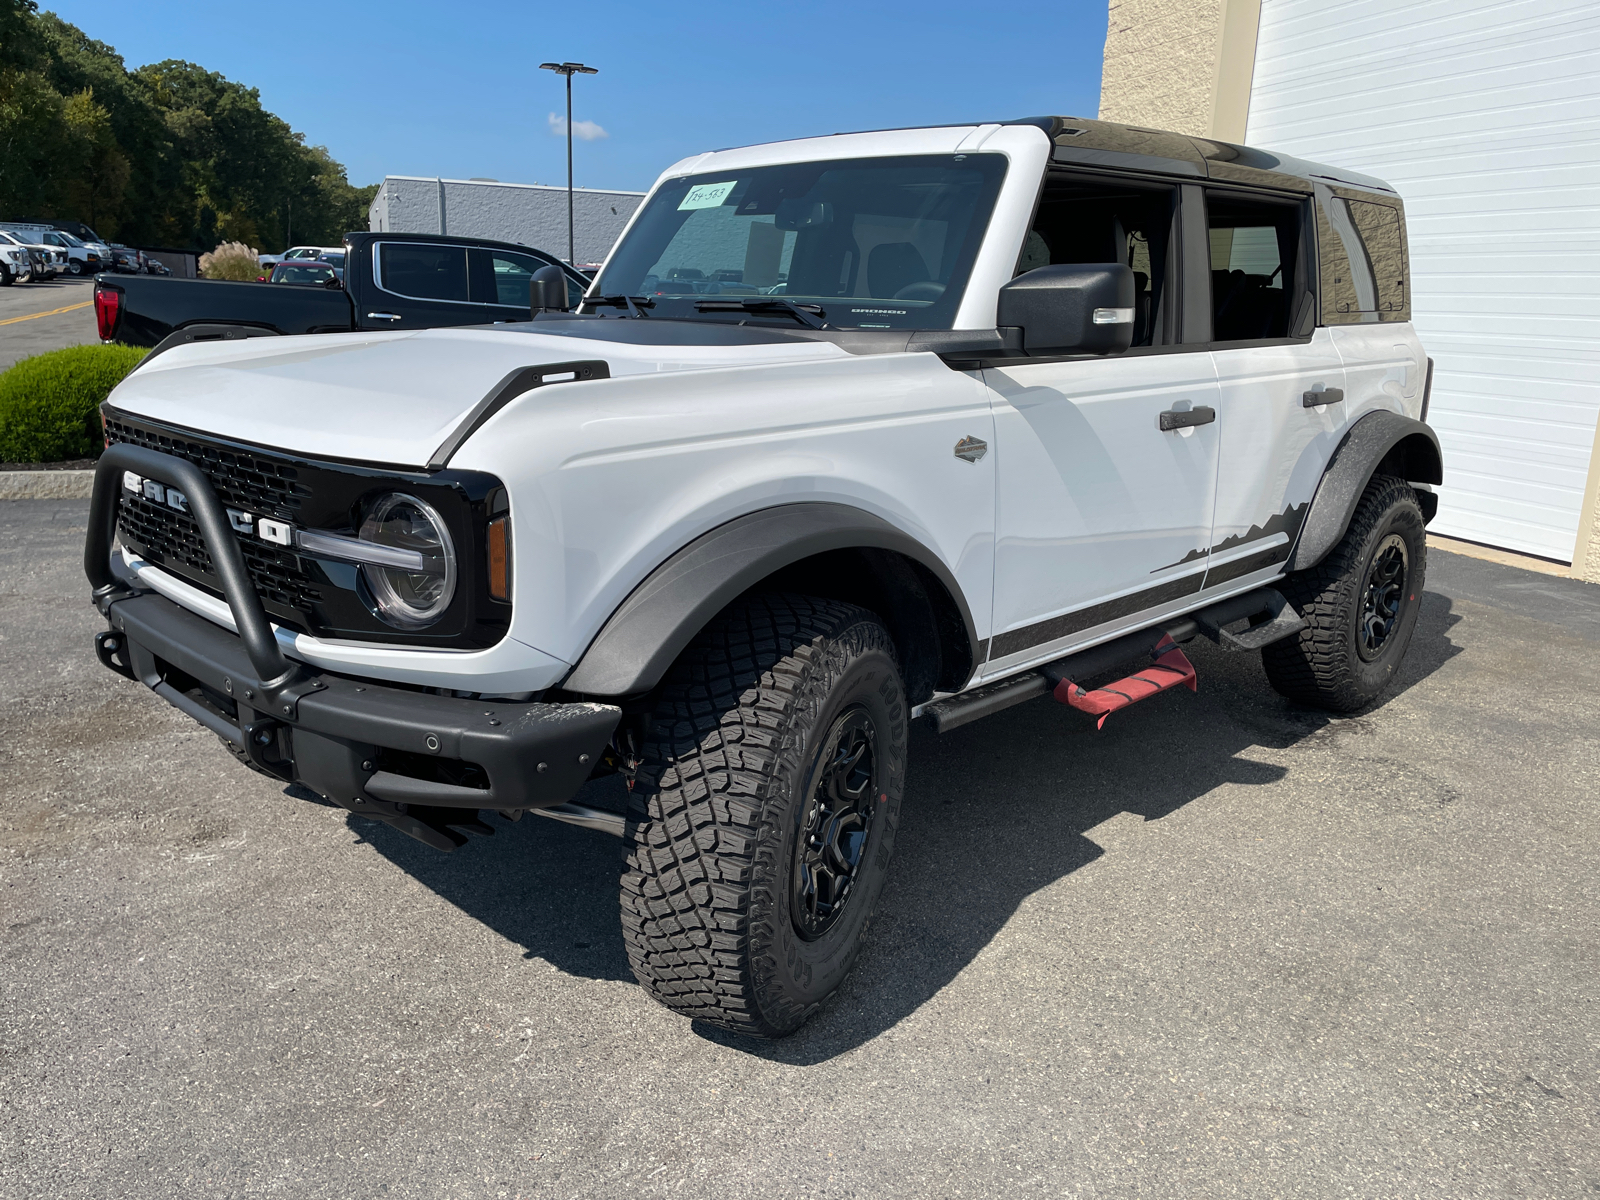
[621, 593, 907, 1038]
[1264, 473, 1427, 711]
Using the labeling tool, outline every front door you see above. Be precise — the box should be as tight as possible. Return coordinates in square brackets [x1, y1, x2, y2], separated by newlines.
[985, 351, 1221, 675]
[982, 171, 1221, 677]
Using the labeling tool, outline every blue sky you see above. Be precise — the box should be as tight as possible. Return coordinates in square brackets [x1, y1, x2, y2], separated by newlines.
[46, 1, 1108, 193]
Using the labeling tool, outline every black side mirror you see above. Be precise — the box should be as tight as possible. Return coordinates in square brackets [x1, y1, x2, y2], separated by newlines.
[529, 264, 570, 315]
[997, 263, 1136, 356]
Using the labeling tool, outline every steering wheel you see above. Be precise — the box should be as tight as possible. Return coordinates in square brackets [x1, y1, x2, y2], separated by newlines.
[893, 281, 945, 303]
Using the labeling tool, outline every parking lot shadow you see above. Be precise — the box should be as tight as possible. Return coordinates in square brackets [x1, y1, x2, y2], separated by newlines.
[353, 591, 1463, 1062]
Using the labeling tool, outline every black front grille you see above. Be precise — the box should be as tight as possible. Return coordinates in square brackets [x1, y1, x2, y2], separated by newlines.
[106, 416, 327, 620]
[115, 488, 325, 613]
[102, 408, 511, 648]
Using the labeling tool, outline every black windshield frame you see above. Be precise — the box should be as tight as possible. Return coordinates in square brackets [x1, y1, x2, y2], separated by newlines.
[591, 153, 1008, 331]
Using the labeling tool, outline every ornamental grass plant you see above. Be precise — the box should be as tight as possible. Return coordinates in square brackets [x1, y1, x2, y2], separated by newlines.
[0, 344, 148, 463]
[198, 241, 260, 281]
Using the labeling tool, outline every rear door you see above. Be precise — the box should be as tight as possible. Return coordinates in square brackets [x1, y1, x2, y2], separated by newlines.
[1205, 188, 1348, 590]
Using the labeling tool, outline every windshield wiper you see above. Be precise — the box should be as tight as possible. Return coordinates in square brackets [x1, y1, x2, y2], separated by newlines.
[585, 294, 654, 318]
[693, 298, 827, 329]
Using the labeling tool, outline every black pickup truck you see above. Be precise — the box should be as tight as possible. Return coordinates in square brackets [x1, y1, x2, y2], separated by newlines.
[94, 232, 590, 349]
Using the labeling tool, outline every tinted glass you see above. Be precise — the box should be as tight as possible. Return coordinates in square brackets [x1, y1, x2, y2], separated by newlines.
[467, 247, 577, 307]
[1206, 193, 1302, 341]
[1316, 189, 1410, 324]
[595, 154, 1008, 330]
[378, 243, 469, 302]
[1024, 175, 1176, 347]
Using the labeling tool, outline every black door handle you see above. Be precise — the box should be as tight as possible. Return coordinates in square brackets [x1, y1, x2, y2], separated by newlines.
[1158, 405, 1216, 432]
[1302, 387, 1344, 407]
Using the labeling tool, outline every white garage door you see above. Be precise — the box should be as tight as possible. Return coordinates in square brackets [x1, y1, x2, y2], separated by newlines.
[1246, 0, 1600, 560]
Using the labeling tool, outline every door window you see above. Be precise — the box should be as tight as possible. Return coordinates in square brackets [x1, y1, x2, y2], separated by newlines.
[1022, 174, 1177, 347]
[376, 243, 470, 303]
[1206, 194, 1304, 342]
[466, 248, 581, 308]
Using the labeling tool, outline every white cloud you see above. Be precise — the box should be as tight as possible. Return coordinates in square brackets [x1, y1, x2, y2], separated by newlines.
[548, 112, 608, 141]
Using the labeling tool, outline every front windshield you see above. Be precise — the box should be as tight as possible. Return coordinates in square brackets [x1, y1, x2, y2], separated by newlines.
[592, 153, 1007, 330]
[57, 232, 85, 247]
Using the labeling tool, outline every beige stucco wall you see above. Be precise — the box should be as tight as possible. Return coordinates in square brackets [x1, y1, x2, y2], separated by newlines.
[1571, 420, 1600, 580]
[1099, 0, 1262, 141]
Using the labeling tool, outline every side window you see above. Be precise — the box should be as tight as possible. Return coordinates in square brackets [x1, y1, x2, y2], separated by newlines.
[1316, 189, 1410, 324]
[466, 248, 585, 309]
[1205, 193, 1304, 342]
[376, 243, 469, 303]
[1024, 174, 1177, 347]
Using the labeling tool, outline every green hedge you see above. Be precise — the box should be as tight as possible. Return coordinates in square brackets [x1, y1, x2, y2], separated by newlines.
[0, 345, 149, 463]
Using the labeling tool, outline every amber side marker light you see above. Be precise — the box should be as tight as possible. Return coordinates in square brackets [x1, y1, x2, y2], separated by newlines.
[487, 516, 511, 601]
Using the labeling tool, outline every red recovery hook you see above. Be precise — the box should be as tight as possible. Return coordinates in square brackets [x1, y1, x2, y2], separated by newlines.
[1050, 634, 1196, 729]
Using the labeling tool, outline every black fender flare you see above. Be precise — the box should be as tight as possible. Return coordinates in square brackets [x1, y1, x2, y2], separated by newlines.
[1289, 410, 1443, 572]
[562, 503, 979, 697]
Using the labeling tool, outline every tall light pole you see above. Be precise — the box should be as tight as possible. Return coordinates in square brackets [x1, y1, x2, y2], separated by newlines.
[539, 60, 598, 267]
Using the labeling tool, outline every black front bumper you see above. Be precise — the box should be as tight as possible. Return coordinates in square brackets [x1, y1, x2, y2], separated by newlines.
[85, 446, 620, 851]
[98, 591, 619, 849]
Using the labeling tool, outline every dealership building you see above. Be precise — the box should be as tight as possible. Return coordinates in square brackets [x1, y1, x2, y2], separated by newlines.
[367, 176, 645, 267]
[1101, 0, 1600, 578]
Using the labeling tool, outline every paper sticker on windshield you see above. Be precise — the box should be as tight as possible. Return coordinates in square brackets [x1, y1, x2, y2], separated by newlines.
[678, 181, 737, 210]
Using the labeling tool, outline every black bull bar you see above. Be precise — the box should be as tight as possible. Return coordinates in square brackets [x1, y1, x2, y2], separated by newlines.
[86, 444, 621, 851]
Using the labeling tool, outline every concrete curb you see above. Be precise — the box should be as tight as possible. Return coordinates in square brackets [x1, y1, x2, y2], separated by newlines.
[0, 469, 95, 500]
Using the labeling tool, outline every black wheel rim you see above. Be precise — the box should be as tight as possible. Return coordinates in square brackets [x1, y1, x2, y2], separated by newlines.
[1358, 533, 1409, 661]
[791, 706, 880, 942]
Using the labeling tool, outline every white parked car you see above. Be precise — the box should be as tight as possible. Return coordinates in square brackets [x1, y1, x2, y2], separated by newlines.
[258, 244, 345, 269]
[86, 116, 1440, 1038]
[0, 238, 31, 284]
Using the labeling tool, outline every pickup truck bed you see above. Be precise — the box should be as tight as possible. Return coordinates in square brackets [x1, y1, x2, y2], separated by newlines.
[97, 231, 587, 348]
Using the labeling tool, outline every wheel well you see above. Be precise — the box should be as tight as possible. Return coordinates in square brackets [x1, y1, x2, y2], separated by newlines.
[1376, 430, 1443, 486]
[755, 548, 973, 704]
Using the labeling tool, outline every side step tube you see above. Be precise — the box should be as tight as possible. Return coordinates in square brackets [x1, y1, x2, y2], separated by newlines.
[530, 802, 626, 837]
[926, 587, 1300, 734]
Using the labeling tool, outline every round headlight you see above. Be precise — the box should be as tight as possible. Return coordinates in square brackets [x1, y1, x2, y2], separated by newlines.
[358, 493, 457, 629]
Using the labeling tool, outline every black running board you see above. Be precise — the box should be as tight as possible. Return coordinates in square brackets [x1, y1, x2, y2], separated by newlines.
[925, 587, 1301, 733]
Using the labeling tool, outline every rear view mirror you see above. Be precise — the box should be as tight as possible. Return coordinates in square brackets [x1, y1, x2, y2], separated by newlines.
[775, 200, 833, 231]
[997, 263, 1135, 356]
[529, 264, 569, 315]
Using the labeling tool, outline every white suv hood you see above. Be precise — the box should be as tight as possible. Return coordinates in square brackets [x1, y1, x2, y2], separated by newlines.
[108, 324, 849, 466]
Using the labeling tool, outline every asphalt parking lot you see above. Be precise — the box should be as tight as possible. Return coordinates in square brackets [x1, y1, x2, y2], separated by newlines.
[0, 275, 98, 371]
[3, 499, 1597, 1199]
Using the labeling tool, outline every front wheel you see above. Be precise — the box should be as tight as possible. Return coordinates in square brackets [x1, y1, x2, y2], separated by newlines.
[1264, 474, 1427, 711]
[621, 594, 907, 1037]
[68, 259, 85, 276]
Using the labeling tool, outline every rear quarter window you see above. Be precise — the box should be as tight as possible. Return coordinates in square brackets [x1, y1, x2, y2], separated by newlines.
[1316, 186, 1410, 324]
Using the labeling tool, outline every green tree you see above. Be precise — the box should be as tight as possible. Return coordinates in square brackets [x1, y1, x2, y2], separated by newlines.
[59, 87, 129, 231]
[0, 3, 373, 251]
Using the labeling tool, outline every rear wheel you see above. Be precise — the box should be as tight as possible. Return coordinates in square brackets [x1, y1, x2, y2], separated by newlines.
[620, 594, 907, 1037]
[1264, 474, 1427, 711]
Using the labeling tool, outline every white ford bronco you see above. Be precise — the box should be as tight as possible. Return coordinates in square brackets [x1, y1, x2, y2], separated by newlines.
[87, 116, 1440, 1037]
